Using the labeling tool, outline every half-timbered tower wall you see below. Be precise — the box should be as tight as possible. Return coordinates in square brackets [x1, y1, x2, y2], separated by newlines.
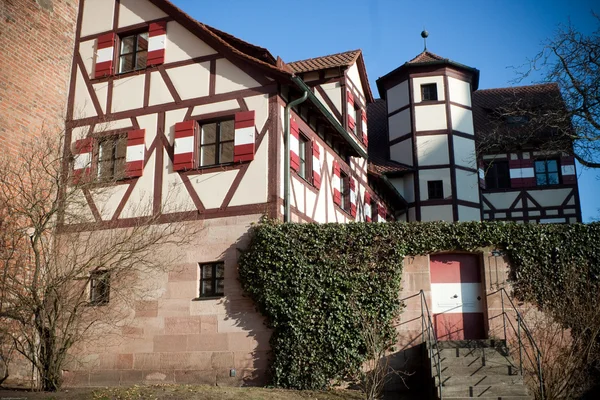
[380, 61, 481, 223]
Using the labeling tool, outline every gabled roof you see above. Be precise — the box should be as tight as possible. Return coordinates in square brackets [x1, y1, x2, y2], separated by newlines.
[149, 0, 291, 79]
[289, 49, 375, 103]
[376, 50, 480, 98]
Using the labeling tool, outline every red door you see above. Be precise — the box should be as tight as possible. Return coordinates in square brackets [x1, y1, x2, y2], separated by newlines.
[430, 254, 485, 340]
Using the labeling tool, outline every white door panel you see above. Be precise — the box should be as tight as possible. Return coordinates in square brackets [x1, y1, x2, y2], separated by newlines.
[432, 282, 483, 314]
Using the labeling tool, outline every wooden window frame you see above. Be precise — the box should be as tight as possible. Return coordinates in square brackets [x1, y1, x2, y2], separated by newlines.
[298, 133, 312, 182]
[427, 180, 444, 200]
[340, 171, 350, 212]
[197, 118, 235, 168]
[485, 160, 511, 189]
[535, 159, 560, 186]
[117, 30, 149, 74]
[421, 83, 438, 102]
[90, 270, 110, 306]
[199, 262, 225, 298]
[95, 133, 127, 182]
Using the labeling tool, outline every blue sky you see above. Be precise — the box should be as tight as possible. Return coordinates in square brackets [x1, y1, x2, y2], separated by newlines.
[172, 0, 599, 221]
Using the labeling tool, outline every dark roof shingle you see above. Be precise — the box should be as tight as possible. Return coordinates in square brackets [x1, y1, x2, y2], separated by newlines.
[366, 99, 411, 175]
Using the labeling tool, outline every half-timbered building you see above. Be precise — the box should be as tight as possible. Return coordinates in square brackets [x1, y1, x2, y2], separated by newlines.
[11, 0, 580, 389]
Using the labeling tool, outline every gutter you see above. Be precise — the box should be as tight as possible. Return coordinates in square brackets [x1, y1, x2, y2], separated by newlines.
[284, 91, 309, 222]
[291, 76, 368, 159]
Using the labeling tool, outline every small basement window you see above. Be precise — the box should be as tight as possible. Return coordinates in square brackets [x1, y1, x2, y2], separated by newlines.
[119, 32, 149, 73]
[199, 262, 224, 298]
[90, 270, 110, 305]
[427, 180, 444, 200]
[421, 83, 438, 101]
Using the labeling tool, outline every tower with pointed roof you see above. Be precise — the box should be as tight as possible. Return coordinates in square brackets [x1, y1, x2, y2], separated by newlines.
[375, 50, 482, 222]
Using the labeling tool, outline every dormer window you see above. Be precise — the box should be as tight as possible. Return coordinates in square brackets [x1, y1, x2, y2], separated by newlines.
[421, 83, 438, 101]
[505, 115, 530, 125]
[119, 32, 149, 73]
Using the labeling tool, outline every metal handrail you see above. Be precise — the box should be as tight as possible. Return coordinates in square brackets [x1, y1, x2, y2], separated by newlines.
[398, 290, 443, 399]
[498, 287, 545, 400]
[419, 290, 443, 400]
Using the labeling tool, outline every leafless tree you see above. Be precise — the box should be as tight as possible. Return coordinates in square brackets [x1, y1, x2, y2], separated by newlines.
[482, 14, 600, 167]
[517, 273, 600, 399]
[0, 123, 196, 391]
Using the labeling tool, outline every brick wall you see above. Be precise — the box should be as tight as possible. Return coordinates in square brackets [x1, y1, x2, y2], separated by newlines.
[0, 0, 79, 156]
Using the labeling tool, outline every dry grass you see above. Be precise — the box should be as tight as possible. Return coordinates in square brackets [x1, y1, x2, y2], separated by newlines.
[0, 384, 362, 400]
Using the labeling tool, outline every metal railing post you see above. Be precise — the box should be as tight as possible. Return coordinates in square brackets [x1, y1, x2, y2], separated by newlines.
[501, 289, 507, 343]
[517, 313, 522, 375]
[538, 351, 544, 400]
[420, 290, 425, 344]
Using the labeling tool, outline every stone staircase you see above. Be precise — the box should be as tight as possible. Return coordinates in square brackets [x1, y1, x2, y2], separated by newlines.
[429, 339, 532, 400]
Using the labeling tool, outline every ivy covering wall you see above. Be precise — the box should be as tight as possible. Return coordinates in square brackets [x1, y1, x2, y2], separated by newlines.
[238, 220, 600, 390]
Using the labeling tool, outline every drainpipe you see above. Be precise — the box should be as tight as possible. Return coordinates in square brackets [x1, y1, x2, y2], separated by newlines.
[284, 90, 309, 222]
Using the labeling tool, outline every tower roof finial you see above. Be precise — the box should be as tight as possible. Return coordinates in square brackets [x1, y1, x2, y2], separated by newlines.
[421, 29, 429, 51]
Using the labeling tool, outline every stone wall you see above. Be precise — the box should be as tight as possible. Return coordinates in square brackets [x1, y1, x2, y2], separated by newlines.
[61, 214, 270, 387]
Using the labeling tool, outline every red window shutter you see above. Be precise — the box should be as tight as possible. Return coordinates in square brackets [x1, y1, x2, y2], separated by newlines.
[560, 156, 576, 184]
[147, 21, 167, 66]
[509, 159, 522, 188]
[349, 177, 357, 217]
[333, 161, 341, 206]
[520, 159, 536, 186]
[125, 129, 145, 178]
[312, 141, 321, 189]
[72, 137, 94, 184]
[362, 112, 368, 146]
[378, 203, 387, 222]
[347, 90, 355, 132]
[290, 118, 300, 172]
[364, 192, 372, 222]
[234, 111, 255, 162]
[173, 120, 197, 171]
[95, 33, 115, 78]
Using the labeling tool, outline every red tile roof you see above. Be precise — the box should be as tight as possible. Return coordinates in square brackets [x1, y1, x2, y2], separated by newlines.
[156, 0, 291, 78]
[407, 50, 446, 64]
[288, 50, 362, 73]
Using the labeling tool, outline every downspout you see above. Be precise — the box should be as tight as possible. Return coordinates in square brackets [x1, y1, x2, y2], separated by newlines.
[284, 90, 309, 222]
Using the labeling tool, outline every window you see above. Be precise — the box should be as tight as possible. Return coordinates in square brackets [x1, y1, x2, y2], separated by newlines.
[298, 134, 310, 180]
[198, 120, 235, 167]
[119, 32, 149, 73]
[485, 161, 511, 189]
[535, 159, 559, 186]
[421, 83, 438, 101]
[90, 270, 110, 305]
[351, 105, 359, 135]
[97, 135, 127, 181]
[199, 262, 224, 298]
[371, 199, 378, 222]
[427, 180, 444, 200]
[505, 115, 530, 126]
[340, 171, 350, 211]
